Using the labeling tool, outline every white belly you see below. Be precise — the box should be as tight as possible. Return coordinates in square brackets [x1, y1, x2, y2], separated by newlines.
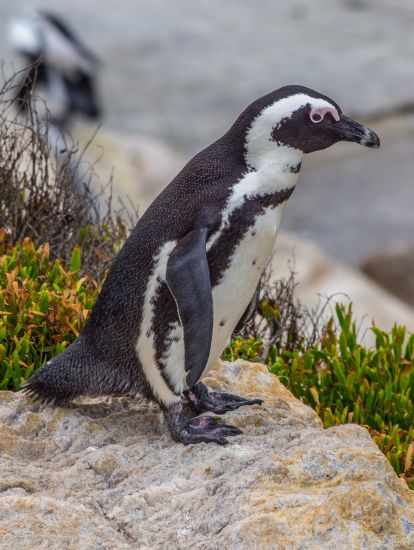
[206, 204, 284, 370]
[159, 204, 285, 397]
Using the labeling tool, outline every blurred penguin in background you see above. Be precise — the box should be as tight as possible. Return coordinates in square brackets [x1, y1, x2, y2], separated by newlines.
[8, 10, 102, 131]
[8, 11, 104, 220]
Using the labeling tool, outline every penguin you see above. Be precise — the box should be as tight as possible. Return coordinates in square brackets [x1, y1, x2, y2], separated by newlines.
[8, 10, 102, 128]
[24, 85, 380, 445]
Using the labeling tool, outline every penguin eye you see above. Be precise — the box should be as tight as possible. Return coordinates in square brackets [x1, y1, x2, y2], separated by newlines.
[310, 112, 323, 124]
[310, 106, 340, 125]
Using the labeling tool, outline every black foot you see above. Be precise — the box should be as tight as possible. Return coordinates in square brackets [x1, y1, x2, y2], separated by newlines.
[164, 401, 242, 445]
[186, 382, 263, 415]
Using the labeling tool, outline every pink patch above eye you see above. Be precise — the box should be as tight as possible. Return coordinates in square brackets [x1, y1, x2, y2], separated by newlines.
[310, 106, 340, 123]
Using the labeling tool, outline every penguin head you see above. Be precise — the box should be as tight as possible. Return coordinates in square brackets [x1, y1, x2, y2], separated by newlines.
[236, 85, 380, 169]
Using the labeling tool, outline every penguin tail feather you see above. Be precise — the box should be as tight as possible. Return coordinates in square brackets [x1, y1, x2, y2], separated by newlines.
[22, 340, 133, 405]
[22, 350, 89, 405]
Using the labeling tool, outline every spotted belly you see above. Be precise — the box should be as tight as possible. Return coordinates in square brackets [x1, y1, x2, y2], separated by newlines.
[206, 203, 284, 370]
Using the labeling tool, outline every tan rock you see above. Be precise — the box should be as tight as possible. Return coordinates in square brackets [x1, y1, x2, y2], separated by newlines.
[0, 496, 130, 550]
[1, 360, 413, 549]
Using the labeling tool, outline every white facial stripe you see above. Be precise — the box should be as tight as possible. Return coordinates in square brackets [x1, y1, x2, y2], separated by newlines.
[136, 241, 181, 406]
[245, 93, 339, 169]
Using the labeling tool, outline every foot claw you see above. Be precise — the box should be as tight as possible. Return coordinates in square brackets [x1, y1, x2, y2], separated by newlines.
[164, 391, 254, 445]
[169, 413, 242, 445]
[187, 383, 263, 415]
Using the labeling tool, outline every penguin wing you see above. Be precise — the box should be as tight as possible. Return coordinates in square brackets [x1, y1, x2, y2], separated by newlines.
[166, 226, 213, 388]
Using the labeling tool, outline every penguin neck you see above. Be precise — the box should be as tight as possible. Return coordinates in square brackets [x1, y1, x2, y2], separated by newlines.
[245, 143, 303, 186]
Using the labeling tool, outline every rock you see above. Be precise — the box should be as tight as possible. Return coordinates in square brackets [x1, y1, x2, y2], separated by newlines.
[273, 232, 414, 340]
[361, 243, 414, 308]
[1, 360, 414, 549]
[74, 125, 184, 218]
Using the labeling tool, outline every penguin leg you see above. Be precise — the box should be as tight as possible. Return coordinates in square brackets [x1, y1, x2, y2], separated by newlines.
[186, 382, 263, 415]
[164, 401, 242, 445]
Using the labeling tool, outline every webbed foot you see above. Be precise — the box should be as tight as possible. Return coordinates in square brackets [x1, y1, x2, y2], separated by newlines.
[164, 401, 242, 445]
[186, 382, 263, 415]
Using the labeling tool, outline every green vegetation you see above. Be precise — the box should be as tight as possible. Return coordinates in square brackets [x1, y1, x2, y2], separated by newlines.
[0, 233, 98, 391]
[0, 233, 413, 489]
[224, 305, 414, 488]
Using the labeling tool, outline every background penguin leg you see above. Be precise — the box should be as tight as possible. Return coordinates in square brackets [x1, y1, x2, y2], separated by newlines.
[164, 400, 242, 445]
[185, 383, 263, 415]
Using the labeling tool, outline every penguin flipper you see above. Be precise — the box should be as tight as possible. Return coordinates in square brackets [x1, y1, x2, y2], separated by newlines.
[166, 226, 213, 388]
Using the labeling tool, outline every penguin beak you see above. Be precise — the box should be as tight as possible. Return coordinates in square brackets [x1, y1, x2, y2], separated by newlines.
[333, 115, 380, 148]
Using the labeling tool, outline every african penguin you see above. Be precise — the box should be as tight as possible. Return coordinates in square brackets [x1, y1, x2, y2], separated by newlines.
[24, 85, 380, 445]
[8, 11, 102, 128]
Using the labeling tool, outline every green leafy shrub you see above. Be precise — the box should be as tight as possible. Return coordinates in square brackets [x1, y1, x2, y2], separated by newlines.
[224, 304, 414, 488]
[0, 232, 99, 390]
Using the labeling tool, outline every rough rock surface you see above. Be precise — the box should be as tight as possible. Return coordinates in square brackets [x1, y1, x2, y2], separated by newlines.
[1, 360, 414, 549]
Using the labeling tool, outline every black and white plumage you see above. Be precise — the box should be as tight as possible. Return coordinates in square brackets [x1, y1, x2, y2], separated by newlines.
[25, 85, 380, 445]
[9, 11, 101, 127]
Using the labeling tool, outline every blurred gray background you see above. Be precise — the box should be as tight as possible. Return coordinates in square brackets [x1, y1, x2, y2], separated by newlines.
[1, 0, 413, 264]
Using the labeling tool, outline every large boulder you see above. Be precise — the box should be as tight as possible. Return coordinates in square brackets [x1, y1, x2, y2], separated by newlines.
[1, 360, 413, 549]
